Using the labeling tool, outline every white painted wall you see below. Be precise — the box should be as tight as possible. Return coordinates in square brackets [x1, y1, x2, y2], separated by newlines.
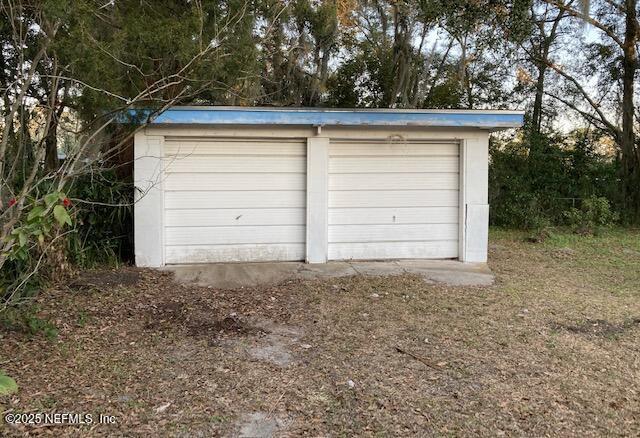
[459, 134, 490, 262]
[134, 125, 491, 266]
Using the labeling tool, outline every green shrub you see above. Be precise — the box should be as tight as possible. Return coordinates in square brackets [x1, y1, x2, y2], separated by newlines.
[1, 190, 74, 308]
[1, 169, 132, 310]
[564, 196, 619, 235]
[0, 305, 58, 340]
[489, 129, 620, 229]
[67, 169, 133, 268]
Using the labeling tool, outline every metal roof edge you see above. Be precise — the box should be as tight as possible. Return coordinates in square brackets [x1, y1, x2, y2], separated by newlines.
[161, 106, 526, 115]
[131, 106, 524, 130]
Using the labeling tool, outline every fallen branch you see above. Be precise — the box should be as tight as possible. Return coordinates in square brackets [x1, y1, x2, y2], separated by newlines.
[394, 345, 442, 371]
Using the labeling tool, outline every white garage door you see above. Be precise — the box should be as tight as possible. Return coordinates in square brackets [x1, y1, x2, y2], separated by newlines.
[162, 138, 306, 263]
[328, 140, 459, 260]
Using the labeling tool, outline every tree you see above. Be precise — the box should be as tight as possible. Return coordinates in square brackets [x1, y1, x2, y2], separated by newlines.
[0, 0, 257, 307]
[437, 0, 514, 109]
[515, 1, 573, 137]
[325, 0, 523, 109]
[326, 0, 451, 108]
[540, 0, 640, 221]
[257, 0, 341, 106]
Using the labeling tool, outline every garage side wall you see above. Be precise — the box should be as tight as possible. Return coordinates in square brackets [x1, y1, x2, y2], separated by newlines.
[459, 134, 490, 263]
[134, 133, 164, 267]
[134, 126, 490, 266]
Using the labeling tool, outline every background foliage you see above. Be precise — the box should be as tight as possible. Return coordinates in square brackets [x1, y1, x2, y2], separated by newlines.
[489, 128, 621, 229]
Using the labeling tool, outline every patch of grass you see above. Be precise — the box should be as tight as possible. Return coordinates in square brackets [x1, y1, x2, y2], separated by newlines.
[24, 313, 58, 340]
[491, 226, 640, 295]
[0, 305, 58, 340]
[543, 226, 639, 249]
[76, 310, 91, 327]
[489, 227, 530, 241]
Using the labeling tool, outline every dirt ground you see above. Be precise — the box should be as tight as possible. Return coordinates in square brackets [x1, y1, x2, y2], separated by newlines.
[1, 229, 640, 437]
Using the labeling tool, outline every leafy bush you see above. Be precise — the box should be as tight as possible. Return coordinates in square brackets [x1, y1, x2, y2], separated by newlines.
[564, 196, 619, 235]
[1, 169, 132, 311]
[1, 191, 74, 308]
[67, 170, 133, 268]
[489, 130, 620, 230]
[0, 370, 18, 395]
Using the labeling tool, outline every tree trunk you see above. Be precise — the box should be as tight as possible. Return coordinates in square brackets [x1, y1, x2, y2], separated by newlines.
[620, 0, 639, 221]
[44, 114, 59, 171]
[531, 62, 547, 136]
[528, 6, 565, 151]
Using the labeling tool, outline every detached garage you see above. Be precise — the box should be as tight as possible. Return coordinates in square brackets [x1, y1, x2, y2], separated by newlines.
[134, 107, 523, 267]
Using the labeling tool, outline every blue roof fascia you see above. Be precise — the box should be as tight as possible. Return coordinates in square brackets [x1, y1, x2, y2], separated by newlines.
[138, 107, 524, 130]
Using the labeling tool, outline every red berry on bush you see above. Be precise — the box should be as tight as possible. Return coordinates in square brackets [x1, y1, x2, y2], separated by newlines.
[7, 198, 16, 207]
[63, 198, 72, 207]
